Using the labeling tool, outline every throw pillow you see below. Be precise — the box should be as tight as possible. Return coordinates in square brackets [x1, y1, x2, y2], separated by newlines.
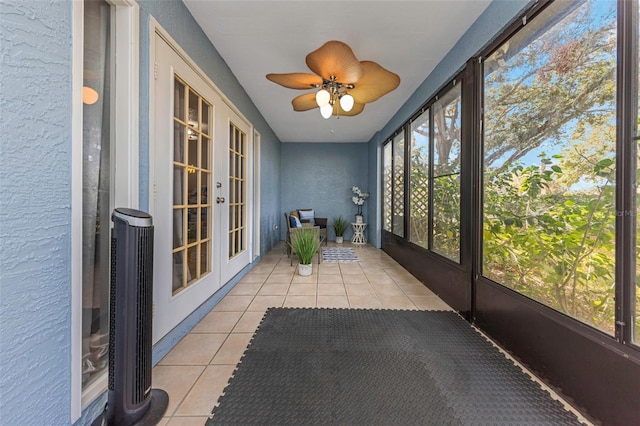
[298, 209, 315, 225]
[289, 214, 302, 228]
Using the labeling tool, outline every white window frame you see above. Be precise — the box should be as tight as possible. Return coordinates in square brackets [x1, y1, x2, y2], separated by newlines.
[71, 0, 139, 421]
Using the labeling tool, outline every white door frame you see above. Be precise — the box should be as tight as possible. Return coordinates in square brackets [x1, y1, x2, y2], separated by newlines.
[149, 20, 255, 342]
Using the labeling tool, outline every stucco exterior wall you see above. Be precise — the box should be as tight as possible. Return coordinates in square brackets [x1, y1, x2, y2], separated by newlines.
[0, 0, 74, 424]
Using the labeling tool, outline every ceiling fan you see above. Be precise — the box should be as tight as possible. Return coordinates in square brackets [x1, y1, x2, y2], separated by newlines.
[266, 40, 400, 119]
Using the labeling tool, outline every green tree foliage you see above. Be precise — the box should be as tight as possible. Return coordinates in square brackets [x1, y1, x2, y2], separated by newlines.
[481, 0, 618, 333]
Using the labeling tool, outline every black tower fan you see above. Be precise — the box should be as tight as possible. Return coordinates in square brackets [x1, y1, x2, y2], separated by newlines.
[106, 208, 168, 425]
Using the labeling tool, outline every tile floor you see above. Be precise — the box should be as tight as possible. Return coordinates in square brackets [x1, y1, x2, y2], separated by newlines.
[153, 241, 587, 425]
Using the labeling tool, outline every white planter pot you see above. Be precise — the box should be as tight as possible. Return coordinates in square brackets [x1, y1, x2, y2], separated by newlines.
[298, 263, 312, 276]
[335, 236, 344, 244]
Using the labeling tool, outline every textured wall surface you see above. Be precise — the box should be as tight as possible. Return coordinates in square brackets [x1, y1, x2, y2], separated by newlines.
[0, 0, 73, 424]
[281, 143, 368, 241]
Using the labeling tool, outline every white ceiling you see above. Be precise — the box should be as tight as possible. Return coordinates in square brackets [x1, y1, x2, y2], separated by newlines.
[183, 0, 491, 143]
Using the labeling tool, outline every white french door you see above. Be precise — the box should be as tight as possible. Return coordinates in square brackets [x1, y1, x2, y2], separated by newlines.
[151, 32, 252, 342]
[218, 105, 252, 283]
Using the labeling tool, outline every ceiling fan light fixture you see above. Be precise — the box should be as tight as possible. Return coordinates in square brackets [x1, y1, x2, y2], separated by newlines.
[320, 103, 333, 119]
[339, 93, 354, 112]
[315, 89, 330, 107]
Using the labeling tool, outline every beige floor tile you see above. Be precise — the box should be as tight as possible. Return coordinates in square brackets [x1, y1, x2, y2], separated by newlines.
[233, 311, 266, 333]
[212, 295, 254, 312]
[339, 264, 364, 274]
[317, 274, 344, 284]
[386, 270, 420, 283]
[257, 283, 290, 296]
[342, 274, 369, 284]
[399, 284, 437, 297]
[272, 265, 297, 275]
[409, 295, 453, 311]
[247, 295, 286, 312]
[237, 273, 269, 284]
[159, 334, 227, 365]
[288, 284, 317, 296]
[174, 364, 236, 416]
[345, 284, 376, 296]
[166, 417, 208, 425]
[317, 295, 350, 308]
[283, 295, 317, 308]
[157, 417, 170, 426]
[380, 295, 417, 310]
[191, 311, 243, 333]
[348, 295, 384, 309]
[227, 283, 262, 296]
[152, 365, 205, 417]
[250, 264, 276, 274]
[318, 264, 341, 274]
[291, 274, 318, 284]
[210, 333, 253, 365]
[317, 284, 347, 296]
[372, 284, 407, 297]
[265, 273, 294, 284]
[367, 273, 395, 285]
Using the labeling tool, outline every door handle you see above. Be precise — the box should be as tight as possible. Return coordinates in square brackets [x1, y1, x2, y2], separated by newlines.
[216, 197, 225, 204]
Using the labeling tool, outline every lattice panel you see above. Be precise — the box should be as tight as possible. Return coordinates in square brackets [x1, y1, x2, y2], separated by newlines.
[383, 166, 392, 231]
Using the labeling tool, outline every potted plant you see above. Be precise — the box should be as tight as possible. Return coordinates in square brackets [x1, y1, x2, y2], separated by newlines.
[288, 228, 320, 276]
[333, 216, 348, 244]
[351, 186, 369, 223]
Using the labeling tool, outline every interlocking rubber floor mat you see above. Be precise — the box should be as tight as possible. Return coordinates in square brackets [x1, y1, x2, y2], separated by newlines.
[207, 308, 583, 425]
[321, 247, 359, 263]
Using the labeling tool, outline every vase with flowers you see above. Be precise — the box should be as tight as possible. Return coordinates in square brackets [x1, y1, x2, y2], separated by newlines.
[351, 186, 369, 223]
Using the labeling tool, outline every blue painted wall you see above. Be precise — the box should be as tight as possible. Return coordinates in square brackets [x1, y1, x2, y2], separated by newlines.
[367, 0, 532, 247]
[281, 143, 369, 241]
[0, 0, 73, 424]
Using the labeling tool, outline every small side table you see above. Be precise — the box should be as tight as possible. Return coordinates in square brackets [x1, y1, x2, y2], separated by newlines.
[351, 222, 367, 245]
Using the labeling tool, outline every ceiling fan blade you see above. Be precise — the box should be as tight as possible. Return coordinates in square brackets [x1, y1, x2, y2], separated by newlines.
[333, 102, 364, 117]
[292, 93, 318, 111]
[306, 41, 364, 84]
[349, 61, 400, 104]
[266, 73, 323, 89]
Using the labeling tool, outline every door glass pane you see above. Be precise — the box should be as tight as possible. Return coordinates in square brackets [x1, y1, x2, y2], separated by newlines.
[383, 142, 392, 231]
[82, 0, 111, 390]
[174, 122, 185, 163]
[410, 109, 430, 249]
[172, 79, 212, 294]
[483, 0, 617, 334]
[228, 123, 247, 259]
[432, 85, 461, 262]
[393, 132, 405, 237]
[173, 209, 184, 249]
[202, 100, 211, 136]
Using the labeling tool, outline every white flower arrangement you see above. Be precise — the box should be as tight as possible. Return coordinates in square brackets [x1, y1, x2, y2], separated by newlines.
[351, 186, 369, 216]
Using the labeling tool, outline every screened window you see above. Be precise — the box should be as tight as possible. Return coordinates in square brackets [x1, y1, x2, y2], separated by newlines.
[482, 0, 617, 334]
[81, 0, 111, 391]
[393, 132, 405, 237]
[383, 141, 392, 232]
[432, 86, 461, 262]
[635, 3, 640, 344]
[410, 109, 430, 249]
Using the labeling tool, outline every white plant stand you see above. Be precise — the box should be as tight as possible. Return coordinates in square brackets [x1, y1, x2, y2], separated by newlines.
[351, 222, 367, 245]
